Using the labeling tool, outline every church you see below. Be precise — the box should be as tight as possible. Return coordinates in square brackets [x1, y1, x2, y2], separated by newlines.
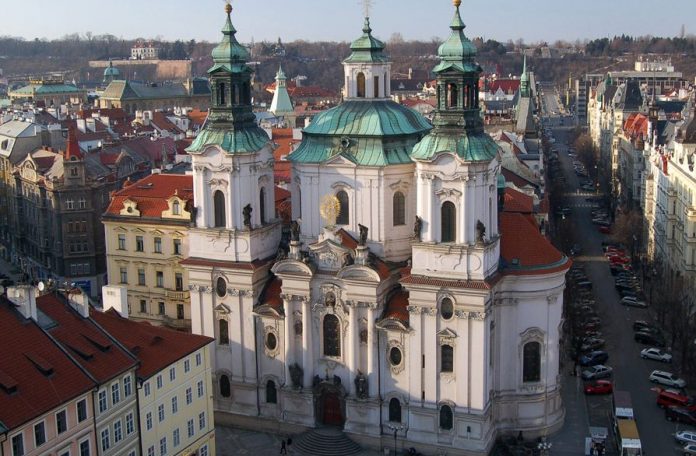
[182, 2, 570, 454]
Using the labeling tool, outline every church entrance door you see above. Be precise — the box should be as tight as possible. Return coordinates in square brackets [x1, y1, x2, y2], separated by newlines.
[322, 391, 343, 426]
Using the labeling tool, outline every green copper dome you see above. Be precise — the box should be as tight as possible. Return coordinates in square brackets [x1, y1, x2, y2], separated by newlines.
[209, 8, 251, 74]
[289, 100, 431, 165]
[103, 61, 120, 78]
[434, 6, 477, 73]
[411, 131, 499, 162]
[344, 17, 388, 64]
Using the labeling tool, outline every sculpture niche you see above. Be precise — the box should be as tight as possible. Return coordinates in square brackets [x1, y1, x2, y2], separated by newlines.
[289, 363, 304, 389]
[354, 371, 369, 399]
[243, 204, 253, 228]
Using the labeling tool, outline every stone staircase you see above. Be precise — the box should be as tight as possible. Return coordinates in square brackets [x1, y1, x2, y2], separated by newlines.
[293, 427, 363, 456]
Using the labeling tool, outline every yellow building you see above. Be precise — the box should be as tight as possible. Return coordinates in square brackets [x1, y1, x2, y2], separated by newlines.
[99, 286, 216, 456]
[103, 173, 194, 331]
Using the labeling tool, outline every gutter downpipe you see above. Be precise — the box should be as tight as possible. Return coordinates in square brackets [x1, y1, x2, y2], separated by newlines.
[254, 315, 261, 417]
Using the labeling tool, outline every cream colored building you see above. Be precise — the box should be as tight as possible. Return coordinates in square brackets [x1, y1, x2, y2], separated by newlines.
[103, 173, 194, 331]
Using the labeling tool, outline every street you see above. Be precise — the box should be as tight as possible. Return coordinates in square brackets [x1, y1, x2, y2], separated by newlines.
[548, 124, 690, 455]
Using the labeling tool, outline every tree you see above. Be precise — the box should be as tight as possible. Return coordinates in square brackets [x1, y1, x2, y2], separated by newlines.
[610, 210, 642, 253]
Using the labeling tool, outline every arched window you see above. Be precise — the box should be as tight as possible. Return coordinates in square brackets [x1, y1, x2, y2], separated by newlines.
[523, 341, 541, 382]
[393, 192, 406, 226]
[266, 380, 277, 404]
[357, 73, 366, 98]
[233, 84, 239, 105]
[172, 200, 180, 215]
[219, 319, 229, 345]
[219, 375, 231, 398]
[336, 190, 349, 225]
[464, 85, 470, 108]
[448, 83, 458, 108]
[441, 201, 456, 242]
[213, 190, 226, 228]
[440, 298, 454, 320]
[218, 83, 226, 106]
[439, 405, 453, 430]
[389, 398, 402, 423]
[259, 187, 266, 225]
[323, 314, 341, 357]
[441, 344, 453, 373]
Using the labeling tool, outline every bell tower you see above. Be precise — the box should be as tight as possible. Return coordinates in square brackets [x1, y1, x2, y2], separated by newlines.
[342, 16, 391, 100]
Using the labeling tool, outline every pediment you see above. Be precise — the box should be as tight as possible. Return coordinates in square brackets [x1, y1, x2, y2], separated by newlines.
[309, 239, 352, 272]
[254, 304, 283, 319]
[324, 153, 357, 167]
[130, 227, 146, 233]
[271, 258, 315, 277]
[214, 303, 232, 315]
[337, 264, 380, 283]
[437, 328, 458, 339]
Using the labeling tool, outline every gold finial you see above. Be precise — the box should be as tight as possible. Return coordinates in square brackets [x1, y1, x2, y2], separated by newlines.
[224, 0, 232, 15]
[320, 195, 341, 227]
[453, 0, 462, 7]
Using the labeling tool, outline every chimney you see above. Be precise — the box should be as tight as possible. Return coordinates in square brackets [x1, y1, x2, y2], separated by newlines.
[7, 285, 37, 321]
[68, 288, 90, 318]
[102, 285, 129, 319]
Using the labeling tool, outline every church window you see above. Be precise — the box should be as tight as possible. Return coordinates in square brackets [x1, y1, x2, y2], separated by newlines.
[266, 380, 277, 404]
[388, 398, 401, 423]
[441, 201, 456, 243]
[373, 76, 380, 98]
[172, 200, 180, 215]
[218, 83, 226, 106]
[440, 298, 454, 320]
[323, 314, 340, 357]
[233, 84, 239, 105]
[219, 375, 231, 398]
[441, 345, 453, 373]
[216, 277, 227, 297]
[389, 347, 402, 367]
[523, 341, 541, 382]
[448, 83, 458, 108]
[259, 187, 266, 225]
[393, 191, 406, 226]
[439, 405, 453, 430]
[357, 73, 366, 98]
[218, 319, 229, 345]
[265, 332, 277, 351]
[71, 167, 78, 176]
[336, 190, 349, 225]
[213, 191, 226, 228]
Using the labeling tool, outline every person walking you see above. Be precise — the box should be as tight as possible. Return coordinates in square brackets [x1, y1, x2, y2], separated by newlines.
[280, 439, 287, 455]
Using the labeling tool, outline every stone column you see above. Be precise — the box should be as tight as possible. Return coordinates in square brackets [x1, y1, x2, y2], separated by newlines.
[407, 305, 423, 403]
[347, 303, 358, 394]
[366, 304, 378, 397]
[302, 299, 313, 388]
[283, 296, 293, 387]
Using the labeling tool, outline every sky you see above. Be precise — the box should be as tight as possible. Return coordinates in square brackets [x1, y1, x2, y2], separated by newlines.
[1, 0, 693, 44]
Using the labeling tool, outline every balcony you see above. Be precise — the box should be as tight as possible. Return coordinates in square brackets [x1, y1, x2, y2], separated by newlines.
[162, 315, 191, 331]
[687, 206, 696, 220]
[165, 289, 190, 301]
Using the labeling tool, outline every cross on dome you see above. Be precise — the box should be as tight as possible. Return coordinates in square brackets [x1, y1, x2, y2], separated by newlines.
[361, 0, 374, 18]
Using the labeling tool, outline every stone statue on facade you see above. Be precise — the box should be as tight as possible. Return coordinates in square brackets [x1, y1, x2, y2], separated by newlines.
[476, 219, 486, 244]
[354, 371, 369, 399]
[190, 206, 198, 227]
[358, 224, 369, 246]
[243, 204, 253, 228]
[289, 363, 304, 389]
[290, 220, 301, 242]
[413, 216, 423, 241]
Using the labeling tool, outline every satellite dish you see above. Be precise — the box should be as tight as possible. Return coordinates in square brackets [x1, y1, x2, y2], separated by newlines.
[37, 281, 46, 292]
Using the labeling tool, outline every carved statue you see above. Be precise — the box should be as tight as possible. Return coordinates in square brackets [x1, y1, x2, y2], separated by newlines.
[354, 371, 369, 399]
[476, 220, 486, 244]
[190, 206, 198, 226]
[413, 216, 423, 241]
[290, 220, 301, 242]
[358, 224, 369, 246]
[275, 247, 287, 262]
[289, 363, 304, 389]
[325, 292, 336, 308]
[243, 204, 253, 228]
[342, 252, 354, 267]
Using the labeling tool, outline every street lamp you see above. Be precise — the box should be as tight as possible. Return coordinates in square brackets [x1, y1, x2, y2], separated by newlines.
[385, 423, 405, 455]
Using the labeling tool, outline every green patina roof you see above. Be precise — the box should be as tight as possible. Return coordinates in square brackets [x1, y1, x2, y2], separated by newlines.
[289, 136, 417, 166]
[411, 131, 499, 162]
[12, 83, 80, 95]
[104, 61, 120, 77]
[434, 6, 477, 73]
[209, 10, 251, 74]
[301, 100, 431, 137]
[186, 125, 270, 155]
[270, 65, 294, 114]
[343, 17, 389, 64]
[497, 173, 506, 189]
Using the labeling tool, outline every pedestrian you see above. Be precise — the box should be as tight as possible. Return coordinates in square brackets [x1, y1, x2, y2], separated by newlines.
[280, 439, 287, 455]
[286, 436, 292, 447]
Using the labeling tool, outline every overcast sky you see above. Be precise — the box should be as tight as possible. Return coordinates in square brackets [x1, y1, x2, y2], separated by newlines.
[2, 0, 692, 44]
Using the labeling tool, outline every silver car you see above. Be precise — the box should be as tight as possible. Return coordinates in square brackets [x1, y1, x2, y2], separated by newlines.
[640, 348, 672, 363]
[650, 370, 686, 388]
[582, 364, 613, 380]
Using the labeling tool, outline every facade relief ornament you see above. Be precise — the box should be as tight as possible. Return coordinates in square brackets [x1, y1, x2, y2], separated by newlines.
[454, 310, 469, 319]
[407, 305, 424, 314]
[208, 178, 229, 188]
[468, 311, 486, 321]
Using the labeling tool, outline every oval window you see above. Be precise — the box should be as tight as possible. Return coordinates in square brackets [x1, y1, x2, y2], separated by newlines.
[441, 298, 454, 320]
[216, 277, 227, 297]
[266, 333, 277, 351]
[389, 347, 402, 366]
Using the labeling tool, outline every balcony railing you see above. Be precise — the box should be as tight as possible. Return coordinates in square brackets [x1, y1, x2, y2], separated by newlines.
[165, 289, 190, 301]
[162, 315, 191, 331]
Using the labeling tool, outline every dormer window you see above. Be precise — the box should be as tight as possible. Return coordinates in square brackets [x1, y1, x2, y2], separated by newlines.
[172, 200, 180, 215]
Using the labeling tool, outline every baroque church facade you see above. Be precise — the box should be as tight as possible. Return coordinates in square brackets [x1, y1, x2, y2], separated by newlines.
[183, 2, 570, 454]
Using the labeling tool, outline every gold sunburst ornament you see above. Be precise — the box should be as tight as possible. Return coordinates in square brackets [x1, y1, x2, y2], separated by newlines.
[320, 195, 341, 227]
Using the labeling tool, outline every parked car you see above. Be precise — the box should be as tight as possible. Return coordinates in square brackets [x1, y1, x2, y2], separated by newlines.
[580, 338, 605, 352]
[635, 331, 665, 346]
[581, 365, 613, 380]
[579, 350, 609, 366]
[641, 347, 672, 363]
[576, 281, 593, 290]
[599, 226, 611, 234]
[633, 320, 650, 331]
[657, 389, 695, 410]
[666, 406, 696, 425]
[682, 443, 696, 456]
[584, 379, 613, 395]
[676, 430, 696, 445]
[621, 297, 647, 308]
[650, 370, 687, 388]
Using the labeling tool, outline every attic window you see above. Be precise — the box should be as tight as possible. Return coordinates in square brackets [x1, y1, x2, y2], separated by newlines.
[67, 343, 95, 361]
[0, 369, 18, 394]
[137, 183, 154, 189]
[24, 352, 54, 377]
[83, 335, 112, 352]
[150, 335, 164, 346]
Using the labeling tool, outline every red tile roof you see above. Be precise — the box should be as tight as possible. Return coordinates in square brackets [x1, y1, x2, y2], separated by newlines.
[0, 299, 95, 430]
[37, 294, 137, 383]
[499, 212, 570, 275]
[91, 309, 213, 380]
[337, 229, 391, 279]
[151, 112, 184, 135]
[65, 124, 83, 160]
[487, 79, 520, 94]
[187, 109, 209, 128]
[272, 128, 296, 183]
[257, 276, 284, 315]
[623, 113, 648, 138]
[104, 173, 193, 219]
[504, 188, 533, 213]
[382, 288, 409, 326]
[502, 167, 537, 188]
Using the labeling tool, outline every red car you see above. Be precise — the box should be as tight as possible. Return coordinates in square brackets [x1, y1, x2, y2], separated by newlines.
[584, 380, 613, 395]
[609, 256, 630, 264]
[599, 226, 611, 234]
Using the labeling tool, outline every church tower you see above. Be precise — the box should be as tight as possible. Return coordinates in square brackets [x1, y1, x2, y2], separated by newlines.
[342, 17, 391, 100]
[184, 4, 281, 417]
[269, 65, 295, 126]
[519, 55, 530, 98]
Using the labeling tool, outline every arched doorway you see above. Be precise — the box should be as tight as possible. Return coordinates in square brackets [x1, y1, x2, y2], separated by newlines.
[321, 390, 344, 426]
[313, 378, 346, 428]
